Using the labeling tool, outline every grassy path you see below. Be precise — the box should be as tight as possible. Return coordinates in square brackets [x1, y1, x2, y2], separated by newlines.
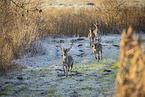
[0, 35, 121, 97]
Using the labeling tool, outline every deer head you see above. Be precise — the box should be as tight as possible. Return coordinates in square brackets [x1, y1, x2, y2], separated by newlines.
[97, 35, 102, 43]
[59, 40, 73, 56]
[94, 22, 101, 28]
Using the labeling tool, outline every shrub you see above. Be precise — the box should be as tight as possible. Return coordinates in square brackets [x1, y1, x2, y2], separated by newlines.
[0, 0, 44, 74]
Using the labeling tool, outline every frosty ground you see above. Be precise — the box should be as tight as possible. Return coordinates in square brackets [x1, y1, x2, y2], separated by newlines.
[0, 34, 121, 97]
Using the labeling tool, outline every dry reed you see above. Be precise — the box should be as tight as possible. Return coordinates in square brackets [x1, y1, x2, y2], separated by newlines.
[44, 5, 145, 36]
[115, 26, 145, 97]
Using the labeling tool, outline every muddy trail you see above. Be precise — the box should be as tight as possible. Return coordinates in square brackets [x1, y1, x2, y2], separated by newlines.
[0, 35, 121, 97]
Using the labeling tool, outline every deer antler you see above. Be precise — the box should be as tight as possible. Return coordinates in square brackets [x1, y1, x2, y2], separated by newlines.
[94, 22, 101, 28]
[67, 40, 73, 51]
[89, 28, 91, 32]
[59, 40, 63, 51]
[94, 22, 97, 27]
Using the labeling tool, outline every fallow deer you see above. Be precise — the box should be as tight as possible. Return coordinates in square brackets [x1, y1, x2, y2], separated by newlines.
[88, 23, 102, 46]
[91, 36, 102, 62]
[59, 40, 74, 77]
[93, 23, 102, 38]
[88, 28, 96, 46]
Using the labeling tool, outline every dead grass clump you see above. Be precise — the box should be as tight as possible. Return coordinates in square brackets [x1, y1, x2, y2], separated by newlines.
[116, 26, 145, 97]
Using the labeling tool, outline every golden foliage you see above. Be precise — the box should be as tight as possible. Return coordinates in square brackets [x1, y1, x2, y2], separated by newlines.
[116, 26, 145, 97]
[0, 0, 44, 73]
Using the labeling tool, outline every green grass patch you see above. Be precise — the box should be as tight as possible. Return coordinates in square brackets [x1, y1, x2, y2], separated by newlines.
[40, 68, 50, 71]
[47, 88, 57, 96]
[0, 91, 8, 95]
[96, 73, 116, 93]
[0, 86, 16, 96]
[110, 62, 119, 70]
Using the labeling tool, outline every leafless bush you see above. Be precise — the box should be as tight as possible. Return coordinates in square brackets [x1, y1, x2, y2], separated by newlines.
[0, 0, 45, 73]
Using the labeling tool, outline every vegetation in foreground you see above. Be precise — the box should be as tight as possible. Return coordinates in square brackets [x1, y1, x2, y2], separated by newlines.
[116, 27, 145, 97]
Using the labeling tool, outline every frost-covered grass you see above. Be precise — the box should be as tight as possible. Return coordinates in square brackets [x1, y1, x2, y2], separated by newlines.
[0, 35, 121, 96]
[13, 34, 121, 69]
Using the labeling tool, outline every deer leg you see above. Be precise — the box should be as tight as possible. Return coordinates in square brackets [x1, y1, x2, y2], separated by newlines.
[70, 62, 73, 77]
[65, 66, 68, 77]
[94, 37, 96, 43]
[98, 53, 100, 60]
[97, 52, 99, 62]
[70, 66, 72, 76]
[71, 62, 73, 70]
[94, 53, 97, 60]
[89, 39, 91, 46]
[62, 62, 65, 74]
[100, 50, 102, 60]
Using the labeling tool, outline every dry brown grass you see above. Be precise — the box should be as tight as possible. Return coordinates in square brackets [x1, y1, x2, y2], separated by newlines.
[115, 26, 145, 97]
[0, 0, 45, 74]
[44, 7, 102, 37]
[44, 3, 145, 36]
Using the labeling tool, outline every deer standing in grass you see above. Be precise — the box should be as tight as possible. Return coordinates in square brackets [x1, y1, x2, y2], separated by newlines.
[93, 23, 102, 38]
[59, 40, 74, 77]
[88, 23, 102, 46]
[91, 36, 102, 62]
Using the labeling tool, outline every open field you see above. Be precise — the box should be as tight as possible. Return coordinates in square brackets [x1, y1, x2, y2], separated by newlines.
[0, 35, 121, 96]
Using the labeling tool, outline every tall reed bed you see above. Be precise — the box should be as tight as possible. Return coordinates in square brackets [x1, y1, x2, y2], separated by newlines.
[44, 7, 102, 36]
[116, 27, 145, 97]
[44, 5, 145, 36]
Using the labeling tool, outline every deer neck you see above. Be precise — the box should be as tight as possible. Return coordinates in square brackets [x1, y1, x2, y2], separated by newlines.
[91, 30, 94, 34]
[63, 53, 68, 61]
[95, 43, 99, 47]
[90, 31, 95, 36]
